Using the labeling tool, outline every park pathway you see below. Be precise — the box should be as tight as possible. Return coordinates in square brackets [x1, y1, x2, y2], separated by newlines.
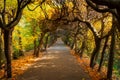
[17, 38, 91, 80]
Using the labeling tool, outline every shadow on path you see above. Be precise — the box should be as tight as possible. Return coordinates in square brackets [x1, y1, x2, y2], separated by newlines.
[16, 38, 91, 80]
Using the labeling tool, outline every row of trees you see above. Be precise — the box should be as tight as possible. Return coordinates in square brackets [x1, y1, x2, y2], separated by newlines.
[0, 0, 58, 78]
[0, 0, 120, 79]
[55, 0, 120, 79]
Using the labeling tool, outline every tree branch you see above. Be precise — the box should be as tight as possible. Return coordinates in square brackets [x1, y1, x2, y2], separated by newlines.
[27, 4, 40, 11]
[86, 0, 111, 13]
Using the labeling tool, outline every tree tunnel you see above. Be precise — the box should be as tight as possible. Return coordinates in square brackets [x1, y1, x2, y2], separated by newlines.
[0, 0, 120, 79]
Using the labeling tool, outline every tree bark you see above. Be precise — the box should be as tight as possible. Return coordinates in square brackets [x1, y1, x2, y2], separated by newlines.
[79, 40, 85, 58]
[90, 38, 101, 68]
[18, 30, 23, 56]
[98, 36, 109, 72]
[44, 34, 49, 50]
[33, 39, 37, 56]
[74, 37, 77, 53]
[70, 41, 75, 50]
[35, 33, 45, 57]
[4, 29, 12, 78]
[107, 25, 115, 80]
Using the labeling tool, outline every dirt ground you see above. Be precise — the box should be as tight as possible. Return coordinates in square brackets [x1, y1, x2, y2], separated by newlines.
[16, 39, 91, 80]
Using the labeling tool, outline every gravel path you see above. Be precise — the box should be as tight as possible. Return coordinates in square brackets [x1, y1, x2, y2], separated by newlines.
[16, 39, 91, 80]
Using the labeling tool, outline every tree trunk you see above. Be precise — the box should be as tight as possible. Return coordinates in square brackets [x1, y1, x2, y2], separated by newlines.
[44, 34, 49, 50]
[70, 40, 75, 49]
[33, 39, 37, 56]
[74, 37, 77, 53]
[35, 33, 45, 57]
[4, 29, 12, 78]
[32, 24, 37, 56]
[107, 27, 115, 80]
[98, 36, 109, 72]
[18, 30, 23, 56]
[90, 38, 101, 68]
[80, 40, 85, 58]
